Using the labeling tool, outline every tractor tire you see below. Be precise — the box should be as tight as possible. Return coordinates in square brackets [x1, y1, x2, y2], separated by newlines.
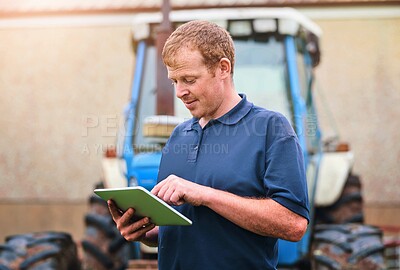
[311, 224, 386, 270]
[315, 173, 364, 225]
[81, 182, 130, 270]
[0, 231, 81, 270]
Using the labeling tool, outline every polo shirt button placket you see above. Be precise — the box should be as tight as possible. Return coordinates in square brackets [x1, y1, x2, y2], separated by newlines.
[188, 144, 200, 162]
[193, 145, 199, 159]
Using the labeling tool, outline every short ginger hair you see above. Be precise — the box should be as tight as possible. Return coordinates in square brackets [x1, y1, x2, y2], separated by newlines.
[162, 20, 235, 75]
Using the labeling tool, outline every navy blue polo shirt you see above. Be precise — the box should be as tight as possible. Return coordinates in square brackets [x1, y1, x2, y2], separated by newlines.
[157, 94, 309, 270]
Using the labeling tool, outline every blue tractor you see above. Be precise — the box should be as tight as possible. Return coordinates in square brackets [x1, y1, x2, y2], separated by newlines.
[97, 7, 385, 269]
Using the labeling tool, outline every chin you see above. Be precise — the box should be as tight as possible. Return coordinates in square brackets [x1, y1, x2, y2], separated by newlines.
[189, 110, 201, 119]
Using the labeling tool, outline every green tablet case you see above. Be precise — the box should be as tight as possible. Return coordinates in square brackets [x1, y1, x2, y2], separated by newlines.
[94, 186, 192, 226]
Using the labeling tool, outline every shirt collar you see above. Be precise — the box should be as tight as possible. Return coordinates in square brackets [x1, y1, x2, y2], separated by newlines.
[182, 93, 253, 131]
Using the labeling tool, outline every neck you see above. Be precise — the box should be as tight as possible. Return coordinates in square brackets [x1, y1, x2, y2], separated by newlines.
[199, 91, 241, 128]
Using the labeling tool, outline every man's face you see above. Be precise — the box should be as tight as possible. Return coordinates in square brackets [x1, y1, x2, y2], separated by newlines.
[167, 48, 226, 122]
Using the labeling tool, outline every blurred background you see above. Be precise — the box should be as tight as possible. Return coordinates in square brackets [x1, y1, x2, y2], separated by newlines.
[0, 0, 399, 246]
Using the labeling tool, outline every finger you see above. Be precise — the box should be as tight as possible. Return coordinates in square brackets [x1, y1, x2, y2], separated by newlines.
[151, 174, 177, 195]
[155, 182, 172, 202]
[107, 199, 122, 222]
[151, 180, 165, 195]
[170, 191, 185, 206]
[139, 222, 156, 234]
[119, 208, 136, 227]
[124, 223, 156, 242]
[153, 179, 169, 198]
[120, 217, 154, 241]
[163, 185, 177, 204]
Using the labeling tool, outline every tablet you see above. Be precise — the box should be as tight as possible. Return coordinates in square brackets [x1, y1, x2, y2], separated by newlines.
[94, 186, 192, 226]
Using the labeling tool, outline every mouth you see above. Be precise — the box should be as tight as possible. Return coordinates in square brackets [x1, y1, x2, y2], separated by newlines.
[183, 99, 197, 110]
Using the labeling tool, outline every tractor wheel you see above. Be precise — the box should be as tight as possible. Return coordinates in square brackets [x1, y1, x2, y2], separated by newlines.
[315, 173, 364, 224]
[311, 224, 386, 270]
[0, 231, 81, 270]
[81, 182, 130, 270]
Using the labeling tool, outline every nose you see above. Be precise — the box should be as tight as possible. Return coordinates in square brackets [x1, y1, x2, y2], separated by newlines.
[175, 82, 189, 99]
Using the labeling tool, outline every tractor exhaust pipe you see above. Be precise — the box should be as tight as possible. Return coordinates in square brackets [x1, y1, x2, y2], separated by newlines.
[156, 0, 174, 116]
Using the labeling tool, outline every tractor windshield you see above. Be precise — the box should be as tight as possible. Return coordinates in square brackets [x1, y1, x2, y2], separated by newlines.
[234, 37, 292, 122]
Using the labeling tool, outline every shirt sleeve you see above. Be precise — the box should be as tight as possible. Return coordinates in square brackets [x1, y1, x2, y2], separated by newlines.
[263, 116, 310, 222]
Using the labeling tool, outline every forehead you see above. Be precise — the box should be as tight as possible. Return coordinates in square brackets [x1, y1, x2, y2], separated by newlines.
[166, 48, 205, 77]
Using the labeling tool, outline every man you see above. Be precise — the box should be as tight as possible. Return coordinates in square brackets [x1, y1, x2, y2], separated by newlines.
[108, 20, 309, 269]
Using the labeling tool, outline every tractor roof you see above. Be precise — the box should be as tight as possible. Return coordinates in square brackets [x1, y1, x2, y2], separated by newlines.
[131, 7, 322, 41]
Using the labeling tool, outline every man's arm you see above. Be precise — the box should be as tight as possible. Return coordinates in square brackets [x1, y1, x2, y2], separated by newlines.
[201, 188, 307, 241]
[152, 175, 307, 242]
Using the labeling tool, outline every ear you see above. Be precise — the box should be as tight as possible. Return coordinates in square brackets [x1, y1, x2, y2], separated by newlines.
[218, 58, 231, 80]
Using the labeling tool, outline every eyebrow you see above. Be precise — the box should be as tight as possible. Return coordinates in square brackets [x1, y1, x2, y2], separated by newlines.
[169, 74, 198, 81]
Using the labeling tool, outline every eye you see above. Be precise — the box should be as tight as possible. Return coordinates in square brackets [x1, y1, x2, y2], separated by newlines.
[183, 78, 195, 85]
[170, 79, 177, 86]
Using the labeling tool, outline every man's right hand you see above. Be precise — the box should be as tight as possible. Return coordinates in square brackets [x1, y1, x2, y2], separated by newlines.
[107, 199, 156, 242]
